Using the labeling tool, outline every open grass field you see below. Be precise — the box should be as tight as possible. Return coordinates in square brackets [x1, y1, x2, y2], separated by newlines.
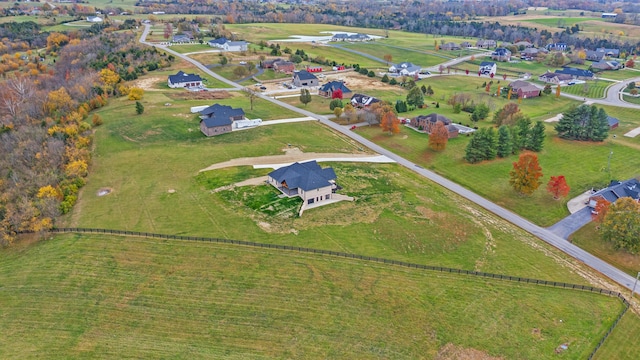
[595, 69, 638, 81]
[342, 43, 451, 68]
[133, 58, 232, 90]
[0, 233, 628, 359]
[560, 81, 610, 99]
[166, 43, 212, 54]
[521, 17, 602, 27]
[278, 95, 335, 115]
[226, 23, 388, 44]
[288, 43, 386, 69]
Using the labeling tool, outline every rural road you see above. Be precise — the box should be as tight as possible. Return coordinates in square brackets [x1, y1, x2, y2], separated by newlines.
[140, 25, 640, 292]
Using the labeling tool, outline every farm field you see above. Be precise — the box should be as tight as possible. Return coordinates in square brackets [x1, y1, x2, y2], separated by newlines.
[0, 233, 627, 359]
[227, 23, 388, 44]
[521, 17, 602, 27]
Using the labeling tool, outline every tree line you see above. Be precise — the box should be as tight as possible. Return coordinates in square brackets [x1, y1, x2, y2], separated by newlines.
[0, 30, 171, 246]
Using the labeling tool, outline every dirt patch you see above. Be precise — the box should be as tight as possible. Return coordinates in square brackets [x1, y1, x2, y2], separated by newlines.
[166, 90, 232, 101]
[324, 72, 400, 92]
[436, 343, 504, 360]
[97, 188, 113, 197]
[132, 76, 165, 91]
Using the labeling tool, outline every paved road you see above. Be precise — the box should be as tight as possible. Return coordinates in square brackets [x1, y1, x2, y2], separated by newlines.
[140, 25, 639, 291]
[547, 207, 593, 239]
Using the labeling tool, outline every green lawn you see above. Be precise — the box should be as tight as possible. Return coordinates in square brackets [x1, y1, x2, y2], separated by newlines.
[594, 311, 640, 360]
[522, 17, 601, 27]
[560, 81, 610, 99]
[286, 43, 386, 69]
[570, 223, 640, 277]
[342, 43, 448, 67]
[356, 119, 640, 227]
[167, 43, 212, 54]
[622, 94, 640, 105]
[595, 69, 637, 81]
[0, 233, 626, 359]
[278, 95, 335, 115]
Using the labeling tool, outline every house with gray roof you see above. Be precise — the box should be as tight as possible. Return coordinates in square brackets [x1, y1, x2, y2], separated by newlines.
[389, 62, 421, 76]
[589, 178, 640, 209]
[208, 37, 228, 47]
[172, 34, 192, 43]
[199, 104, 245, 137]
[555, 67, 593, 79]
[441, 42, 461, 51]
[592, 60, 621, 71]
[348, 33, 371, 42]
[168, 71, 203, 89]
[331, 33, 349, 42]
[491, 48, 512, 62]
[476, 39, 497, 48]
[538, 71, 573, 84]
[350, 93, 380, 108]
[292, 70, 319, 87]
[318, 81, 351, 98]
[267, 161, 338, 206]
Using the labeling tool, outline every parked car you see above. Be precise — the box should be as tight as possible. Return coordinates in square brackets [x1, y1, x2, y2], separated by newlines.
[260, 86, 267, 91]
[350, 126, 357, 130]
[239, 61, 247, 65]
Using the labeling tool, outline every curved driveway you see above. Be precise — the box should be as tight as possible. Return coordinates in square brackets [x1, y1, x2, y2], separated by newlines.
[140, 25, 639, 291]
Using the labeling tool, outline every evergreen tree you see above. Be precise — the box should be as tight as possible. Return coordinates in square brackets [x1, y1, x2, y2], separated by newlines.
[526, 121, 546, 152]
[497, 125, 513, 158]
[471, 103, 490, 122]
[406, 86, 424, 108]
[381, 74, 389, 83]
[426, 85, 434, 96]
[421, 84, 427, 94]
[465, 128, 497, 163]
[135, 101, 144, 115]
[513, 116, 532, 151]
[555, 105, 609, 141]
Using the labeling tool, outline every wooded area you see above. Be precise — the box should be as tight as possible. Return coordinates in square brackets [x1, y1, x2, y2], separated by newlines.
[0, 26, 172, 246]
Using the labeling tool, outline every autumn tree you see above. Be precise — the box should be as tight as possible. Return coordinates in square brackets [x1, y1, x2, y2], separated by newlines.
[332, 88, 343, 99]
[333, 106, 343, 118]
[546, 175, 570, 199]
[99, 68, 120, 90]
[128, 87, 144, 100]
[380, 110, 400, 134]
[626, 59, 634, 68]
[46, 32, 69, 52]
[164, 23, 173, 40]
[543, 84, 552, 95]
[509, 152, 543, 195]
[592, 198, 611, 223]
[600, 197, 640, 253]
[493, 103, 522, 126]
[300, 88, 312, 107]
[383, 54, 393, 65]
[428, 121, 449, 151]
[45, 87, 75, 117]
[343, 103, 357, 124]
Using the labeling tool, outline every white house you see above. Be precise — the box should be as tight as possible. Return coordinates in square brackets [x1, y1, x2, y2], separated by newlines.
[479, 61, 497, 75]
[86, 16, 103, 23]
[389, 62, 421, 76]
[222, 41, 248, 52]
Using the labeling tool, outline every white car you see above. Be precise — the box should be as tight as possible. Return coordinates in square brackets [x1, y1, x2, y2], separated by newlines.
[239, 61, 247, 65]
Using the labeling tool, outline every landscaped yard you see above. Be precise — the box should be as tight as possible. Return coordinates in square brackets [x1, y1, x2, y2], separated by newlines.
[0, 233, 627, 359]
[560, 81, 610, 99]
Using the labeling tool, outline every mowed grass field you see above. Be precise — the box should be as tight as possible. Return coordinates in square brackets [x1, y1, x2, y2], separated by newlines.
[560, 81, 610, 99]
[355, 121, 640, 227]
[0, 234, 627, 359]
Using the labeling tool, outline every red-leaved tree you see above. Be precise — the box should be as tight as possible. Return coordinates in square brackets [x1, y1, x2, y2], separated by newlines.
[547, 175, 570, 199]
[592, 198, 611, 223]
[509, 152, 543, 195]
[332, 88, 343, 99]
[428, 121, 449, 151]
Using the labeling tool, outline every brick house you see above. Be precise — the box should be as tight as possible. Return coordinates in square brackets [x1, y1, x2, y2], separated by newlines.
[410, 113, 459, 138]
[509, 80, 540, 99]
